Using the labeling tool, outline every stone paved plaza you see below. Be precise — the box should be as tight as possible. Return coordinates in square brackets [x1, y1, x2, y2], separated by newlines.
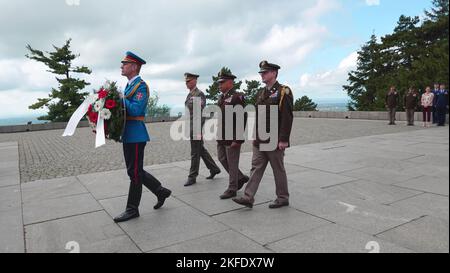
[0, 118, 448, 253]
[0, 118, 432, 182]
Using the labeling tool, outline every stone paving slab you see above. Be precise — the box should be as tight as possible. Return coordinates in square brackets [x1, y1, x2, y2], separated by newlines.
[322, 179, 423, 205]
[150, 230, 272, 253]
[394, 175, 449, 196]
[0, 143, 23, 253]
[99, 191, 187, 218]
[266, 223, 413, 253]
[213, 205, 331, 245]
[117, 206, 228, 252]
[176, 188, 271, 216]
[21, 177, 87, 203]
[77, 169, 148, 201]
[339, 167, 422, 185]
[376, 216, 449, 253]
[0, 185, 21, 212]
[0, 142, 19, 187]
[25, 211, 139, 253]
[288, 188, 424, 235]
[285, 169, 358, 189]
[22, 193, 102, 225]
[297, 158, 366, 174]
[0, 208, 24, 253]
[389, 193, 449, 220]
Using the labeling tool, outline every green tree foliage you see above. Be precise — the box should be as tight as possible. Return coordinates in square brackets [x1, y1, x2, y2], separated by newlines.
[26, 39, 91, 121]
[242, 80, 261, 106]
[147, 91, 171, 118]
[205, 67, 242, 103]
[293, 96, 318, 111]
[344, 0, 449, 111]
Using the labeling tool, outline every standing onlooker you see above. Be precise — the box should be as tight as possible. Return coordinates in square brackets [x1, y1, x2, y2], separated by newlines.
[421, 86, 434, 127]
[432, 83, 440, 124]
[434, 84, 449, 126]
[385, 86, 399, 125]
[404, 87, 419, 126]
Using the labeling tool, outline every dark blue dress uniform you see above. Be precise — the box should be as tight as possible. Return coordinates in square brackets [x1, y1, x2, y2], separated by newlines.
[432, 87, 439, 124]
[434, 89, 449, 126]
[114, 51, 171, 223]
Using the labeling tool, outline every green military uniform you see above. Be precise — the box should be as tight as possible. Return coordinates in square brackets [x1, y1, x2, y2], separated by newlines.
[233, 61, 294, 209]
[184, 73, 221, 186]
[404, 90, 419, 126]
[385, 90, 399, 125]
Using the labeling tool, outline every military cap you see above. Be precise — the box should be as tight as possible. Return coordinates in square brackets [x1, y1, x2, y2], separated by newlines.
[121, 51, 147, 65]
[258, 60, 281, 73]
[217, 70, 236, 83]
[184, 72, 199, 82]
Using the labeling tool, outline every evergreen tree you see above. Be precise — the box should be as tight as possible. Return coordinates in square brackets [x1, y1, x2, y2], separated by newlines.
[343, 0, 449, 111]
[293, 96, 318, 111]
[147, 91, 171, 118]
[205, 67, 242, 103]
[343, 35, 385, 111]
[26, 39, 91, 121]
[242, 80, 261, 106]
[424, 0, 449, 21]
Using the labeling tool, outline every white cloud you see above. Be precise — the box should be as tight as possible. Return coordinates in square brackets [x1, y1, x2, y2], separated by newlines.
[0, 0, 342, 119]
[365, 0, 380, 6]
[0, 89, 48, 118]
[298, 51, 357, 100]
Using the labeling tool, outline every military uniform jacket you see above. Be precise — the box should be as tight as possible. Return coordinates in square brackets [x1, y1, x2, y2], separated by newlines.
[385, 91, 399, 108]
[185, 87, 206, 139]
[434, 89, 449, 109]
[122, 76, 150, 143]
[404, 92, 419, 109]
[217, 89, 246, 146]
[254, 81, 294, 148]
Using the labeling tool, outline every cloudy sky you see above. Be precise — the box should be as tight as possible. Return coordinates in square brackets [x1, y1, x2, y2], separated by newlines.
[0, 0, 431, 118]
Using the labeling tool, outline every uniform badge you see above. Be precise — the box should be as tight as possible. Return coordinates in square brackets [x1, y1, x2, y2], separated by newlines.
[270, 91, 278, 98]
[225, 97, 232, 103]
[136, 92, 143, 100]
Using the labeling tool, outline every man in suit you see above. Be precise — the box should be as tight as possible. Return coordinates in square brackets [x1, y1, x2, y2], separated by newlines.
[114, 51, 172, 223]
[184, 72, 221, 186]
[232, 61, 293, 209]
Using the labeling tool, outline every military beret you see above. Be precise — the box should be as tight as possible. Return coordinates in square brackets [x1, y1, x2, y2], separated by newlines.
[217, 70, 236, 83]
[184, 72, 199, 82]
[121, 51, 147, 65]
[259, 60, 281, 73]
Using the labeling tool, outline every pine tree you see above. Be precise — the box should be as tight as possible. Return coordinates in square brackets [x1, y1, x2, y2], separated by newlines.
[343, 0, 449, 111]
[424, 0, 449, 21]
[242, 80, 262, 106]
[293, 96, 318, 111]
[343, 35, 385, 111]
[205, 67, 242, 103]
[26, 39, 91, 121]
